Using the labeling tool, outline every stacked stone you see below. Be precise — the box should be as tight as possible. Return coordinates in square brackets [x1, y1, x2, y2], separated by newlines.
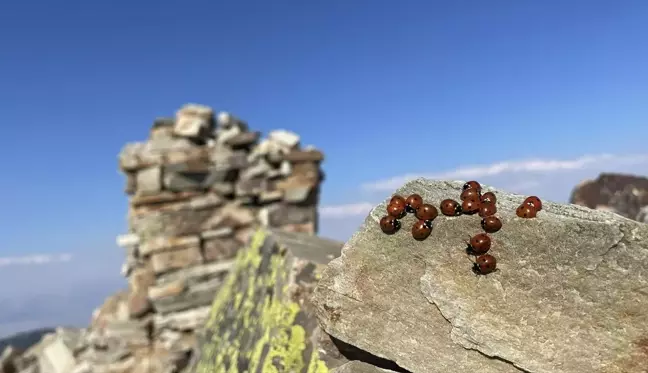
[6, 104, 323, 373]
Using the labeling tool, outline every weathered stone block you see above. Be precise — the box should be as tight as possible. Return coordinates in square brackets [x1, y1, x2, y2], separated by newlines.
[209, 182, 235, 196]
[202, 167, 238, 184]
[153, 306, 211, 331]
[151, 278, 223, 314]
[156, 260, 234, 286]
[139, 235, 201, 256]
[149, 119, 175, 140]
[235, 177, 264, 197]
[225, 131, 259, 148]
[258, 189, 284, 203]
[165, 147, 209, 165]
[240, 158, 272, 180]
[202, 238, 240, 262]
[200, 227, 233, 240]
[38, 337, 76, 373]
[209, 149, 248, 169]
[276, 222, 316, 235]
[163, 160, 210, 173]
[163, 171, 209, 192]
[129, 191, 201, 207]
[282, 149, 324, 163]
[148, 280, 187, 301]
[150, 246, 203, 274]
[173, 104, 214, 138]
[126, 288, 151, 318]
[119, 143, 163, 171]
[264, 204, 317, 226]
[268, 129, 300, 149]
[124, 172, 137, 195]
[135, 166, 162, 195]
[283, 185, 319, 204]
[129, 208, 217, 239]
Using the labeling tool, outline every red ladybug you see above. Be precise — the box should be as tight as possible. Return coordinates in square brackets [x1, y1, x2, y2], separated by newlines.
[460, 188, 481, 201]
[461, 198, 481, 215]
[481, 216, 502, 233]
[516, 204, 537, 218]
[380, 215, 401, 234]
[440, 199, 462, 216]
[387, 202, 406, 219]
[478, 203, 497, 218]
[463, 181, 481, 192]
[466, 233, 491, 255]
[405, 194, 423, 213]
[481, 192, 497, 205]
[411, 219, 432, 241]
[390, 195, 406, 206]
[524, 196, 542, 211]
[473, 254, 497, 275]
[416, 203, 438, 222]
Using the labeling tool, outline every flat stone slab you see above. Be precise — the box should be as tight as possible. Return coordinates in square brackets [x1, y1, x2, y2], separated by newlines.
[312, 178, 648, 373]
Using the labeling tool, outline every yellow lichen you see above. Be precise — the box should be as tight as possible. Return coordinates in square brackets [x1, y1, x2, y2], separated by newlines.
[195, 228, 329, 373]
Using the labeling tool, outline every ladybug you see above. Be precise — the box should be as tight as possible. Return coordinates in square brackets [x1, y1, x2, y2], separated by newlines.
[463, 180, 481, 192]
[380, 215, 401, 234]
[411, 219, 432, 241]
[390, 195, 406, 206]
[516, 204, 537, 219]
[466, 233, 491, 255]
[405, 194, 424, 213]
[473, 254, 497, 275]
[478, 203, 497, 218]
[524, 196, 542, 211]
[481, 192, 497, 205]
[416, 203, 438, 222]
[461, 198, 481, 215]
[440, 199, 462, 216]
[460, 188, 481, 201]
[481, 216, 502, 233]
[387, 202, 406, 219]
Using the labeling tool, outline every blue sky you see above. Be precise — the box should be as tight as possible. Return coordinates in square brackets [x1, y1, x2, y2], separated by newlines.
[1, 0, 647, 336]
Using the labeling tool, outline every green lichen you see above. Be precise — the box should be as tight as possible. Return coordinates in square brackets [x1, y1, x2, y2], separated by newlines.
[194, 228, 329, 373]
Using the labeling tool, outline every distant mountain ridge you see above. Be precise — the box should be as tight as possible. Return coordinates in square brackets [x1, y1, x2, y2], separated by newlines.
[0, 327, 54, 353]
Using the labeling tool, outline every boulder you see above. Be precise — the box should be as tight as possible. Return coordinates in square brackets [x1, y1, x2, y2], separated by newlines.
[569, 173, 648, 220]
[312, 179, 648, 373]
[190, 228, 344, 373]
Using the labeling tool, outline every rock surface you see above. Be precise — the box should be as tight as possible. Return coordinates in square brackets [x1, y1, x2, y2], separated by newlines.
[313, 179, 648, 373]
[190, 227, 344, 373]
[570, 173, 648, 221]
[0, 104, 327, 373]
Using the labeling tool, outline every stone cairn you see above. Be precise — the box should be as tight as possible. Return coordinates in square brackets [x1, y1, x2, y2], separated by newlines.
[0, 104, 325, 373]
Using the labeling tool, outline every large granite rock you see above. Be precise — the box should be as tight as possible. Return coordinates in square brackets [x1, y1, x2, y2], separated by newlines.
[312, 179, 648, 373]
[190, 227, 344, 373]
[570, 173, 648, 221]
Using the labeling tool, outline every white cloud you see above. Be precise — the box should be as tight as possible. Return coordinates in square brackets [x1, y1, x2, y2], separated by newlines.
[0, 253, 73, 267]
[361, 153, 648, 191]
[319, 203, 374, 218]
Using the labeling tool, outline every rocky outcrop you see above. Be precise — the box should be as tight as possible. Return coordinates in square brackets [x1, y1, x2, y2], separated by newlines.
[0, 104, 326, 373]
[313, 179, 648, 373]
[190, 227, 344, 373]
[569, 173, 648, 221]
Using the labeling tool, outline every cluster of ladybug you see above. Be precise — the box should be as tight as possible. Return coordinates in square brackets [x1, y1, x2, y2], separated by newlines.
[379, 180, 543, 276]
[380, 194, 438, 241]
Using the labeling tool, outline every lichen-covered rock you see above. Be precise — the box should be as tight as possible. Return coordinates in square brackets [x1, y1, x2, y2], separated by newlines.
[190, 228, 343, 373]
[312, 179, 648, 373]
